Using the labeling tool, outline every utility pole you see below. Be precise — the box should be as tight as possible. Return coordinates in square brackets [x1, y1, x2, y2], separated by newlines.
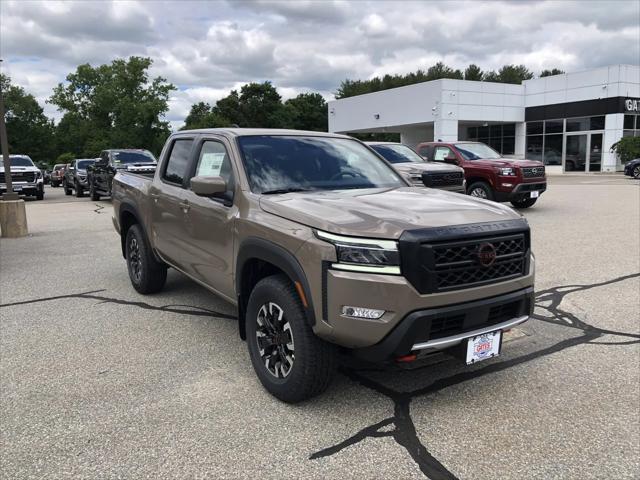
[0, 58, 29, 237]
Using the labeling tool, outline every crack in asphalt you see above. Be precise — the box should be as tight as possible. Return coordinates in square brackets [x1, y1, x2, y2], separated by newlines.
[309, 273, 640, 479]
[1, 275, 638, 479]
[93, 204, 105, 214]
[0, 289, 237, 320]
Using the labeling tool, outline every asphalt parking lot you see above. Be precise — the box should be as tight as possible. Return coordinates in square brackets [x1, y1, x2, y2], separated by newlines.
[1, 175, 639, 479]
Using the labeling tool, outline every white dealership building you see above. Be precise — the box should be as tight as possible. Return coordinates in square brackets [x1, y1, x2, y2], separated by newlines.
[328, 64, 640, 173]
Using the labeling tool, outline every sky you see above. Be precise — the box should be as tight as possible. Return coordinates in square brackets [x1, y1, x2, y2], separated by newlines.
[1, 0, 639, 130]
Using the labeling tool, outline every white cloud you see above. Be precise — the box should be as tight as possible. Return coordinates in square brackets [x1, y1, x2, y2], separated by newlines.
[1, 0, 638, 129]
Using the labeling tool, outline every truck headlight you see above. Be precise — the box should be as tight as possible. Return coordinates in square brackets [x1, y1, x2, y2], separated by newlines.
[315, 230, 400, 274]
[497, 167, 516, 176]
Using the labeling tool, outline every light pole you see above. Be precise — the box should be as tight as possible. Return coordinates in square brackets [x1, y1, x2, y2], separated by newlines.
[0, 59, 28, 237]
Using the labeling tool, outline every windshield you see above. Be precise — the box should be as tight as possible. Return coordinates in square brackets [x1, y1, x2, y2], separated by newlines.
[76, 160, 94, 170]
[10, 157, 35, 167]
[237, 136, 405, 194]
[370, 144, 424, 164]
[455, 143, 502, 160]
[112, 150, 156, 164]
[53, 164, 65, 170]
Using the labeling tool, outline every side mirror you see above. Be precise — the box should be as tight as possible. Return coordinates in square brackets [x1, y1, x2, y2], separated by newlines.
[444, 155, 458, 164]
[191, 176, 227, 197]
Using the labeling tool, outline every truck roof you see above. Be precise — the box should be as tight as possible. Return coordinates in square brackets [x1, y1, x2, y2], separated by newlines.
[175, 128, 351, 139]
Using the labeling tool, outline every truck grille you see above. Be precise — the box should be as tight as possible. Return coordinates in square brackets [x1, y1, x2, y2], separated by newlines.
[522, 166, 545, 178]
[0, 172, 35, 183]
[399, 220, 530, 294]
[423, 171, 464, 187]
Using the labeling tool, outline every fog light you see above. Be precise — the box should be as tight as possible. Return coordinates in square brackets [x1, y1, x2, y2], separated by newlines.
[502, 183, 513, 187]
[341, 306, 385, 319]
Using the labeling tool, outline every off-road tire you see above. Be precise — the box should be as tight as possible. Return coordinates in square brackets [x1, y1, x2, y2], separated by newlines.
[246, 275, 337, 403]
[125, 224, 167, 294]
[35, 188, 44, 201]
[467, 181, 494, 201]
[90, 182, 100, 201]
[511, 197, 538, 209]
[75, 181, 84, 198]
[63, 180, 72, 196]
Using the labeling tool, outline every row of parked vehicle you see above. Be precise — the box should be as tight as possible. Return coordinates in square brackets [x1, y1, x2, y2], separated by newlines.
[48, 149, 158, 199]
[1, 140, 547, 210]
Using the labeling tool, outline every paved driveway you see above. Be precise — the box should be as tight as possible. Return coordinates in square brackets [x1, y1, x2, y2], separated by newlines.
[1, 176, 639, 479]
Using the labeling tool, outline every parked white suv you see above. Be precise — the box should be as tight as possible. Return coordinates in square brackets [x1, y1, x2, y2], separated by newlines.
[0, 155, 44, 200]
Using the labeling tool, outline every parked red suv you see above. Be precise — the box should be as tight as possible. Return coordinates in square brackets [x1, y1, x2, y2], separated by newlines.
[417, 141, 546, 208]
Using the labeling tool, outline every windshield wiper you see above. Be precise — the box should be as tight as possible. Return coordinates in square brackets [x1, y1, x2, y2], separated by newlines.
[261, 187, 316, 195]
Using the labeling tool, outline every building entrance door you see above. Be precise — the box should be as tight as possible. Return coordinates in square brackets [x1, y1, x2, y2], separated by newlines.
[564, 132, 603, 172]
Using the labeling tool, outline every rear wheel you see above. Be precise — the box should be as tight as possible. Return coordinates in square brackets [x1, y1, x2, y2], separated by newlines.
[246, 275, 337, 403]
[467, 181, 494, 200]
[511, 197, 538, 209]
[633, 165, 640, 179]
[125, 224, 167, 294]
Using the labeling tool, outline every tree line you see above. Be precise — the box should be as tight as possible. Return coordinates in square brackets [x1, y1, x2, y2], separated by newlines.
[2, 57, 564, 167]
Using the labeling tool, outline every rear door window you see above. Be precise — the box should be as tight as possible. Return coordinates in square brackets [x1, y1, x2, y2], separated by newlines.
[433, 146, 453, 162]
[163, 139, 194, 186]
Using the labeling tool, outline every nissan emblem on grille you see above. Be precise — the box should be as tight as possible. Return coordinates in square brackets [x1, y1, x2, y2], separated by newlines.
[477, 243, 497, 267]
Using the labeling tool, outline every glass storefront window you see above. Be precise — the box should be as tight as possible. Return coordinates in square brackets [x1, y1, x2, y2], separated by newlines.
[502, 137, 515, 155]
[589, 116, 605, 130]
[503, 124, 515, 136]
[490, 125, 502, 137]
[624, 115, 636, 130]
[545, 120, 563, 134]
[465, 123, 516, 155]
[526, 135, 543, 161]
[526, 122, 543, 135]
[566, 116, 605, 132]
[543, 134, 563, 166]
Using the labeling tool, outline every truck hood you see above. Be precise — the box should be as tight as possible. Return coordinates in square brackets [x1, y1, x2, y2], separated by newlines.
[116, 162, 157, 170]
[259, 187, 520, 239]
[468, 158, 543, 168]
[393, 162, 463, 175]
[0, 166, 39, 173]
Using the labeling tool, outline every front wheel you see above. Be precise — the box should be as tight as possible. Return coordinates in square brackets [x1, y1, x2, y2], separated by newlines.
[36, 188, 44, 201]
[467, 181, 494, 200]
[246, 275, 337, 403]
[633, 166, 640, 179]
[63, 180, 72, 196]
[125, 224, 167, 294]
[90, 182, 100, 201]
[511, 197, 538, 209]
[75, 181, 84, 197]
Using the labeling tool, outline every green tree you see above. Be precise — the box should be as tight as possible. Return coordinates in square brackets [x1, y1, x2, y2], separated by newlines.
[1, 74, 56, 165]
[55, 152, 75, 164]
[283, 93, 327, 131]
[484, 65, 534, 84]
[49, 56, 175, 157]
[213, 90, 244, 126]
[464, 64, 484, 81]
[238, 82, 285, 128]
[540, 68, 565, 77]
[610, 136, 640, 163]
[181, 102, 230, 130]
[425, 62, 463, 80]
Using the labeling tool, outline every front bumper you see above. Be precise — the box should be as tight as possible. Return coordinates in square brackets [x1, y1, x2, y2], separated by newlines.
[495, 181, 547, 202]
[1, 183, 41, 196]
[353, 287, 534, 362]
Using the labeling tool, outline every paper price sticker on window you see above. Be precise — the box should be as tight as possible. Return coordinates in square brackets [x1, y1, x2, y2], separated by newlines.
[197, 153, 225, 176]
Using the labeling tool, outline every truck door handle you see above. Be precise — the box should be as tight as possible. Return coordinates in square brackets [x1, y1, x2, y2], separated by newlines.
[179, 201, 190, 212]
[150, 192, 159, 203]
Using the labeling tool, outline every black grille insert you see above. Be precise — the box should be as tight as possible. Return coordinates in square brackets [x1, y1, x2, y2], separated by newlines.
[399, 220, 530, 294]
[423, 171, 464, 187]
[522, 166, 545, 178]
[0, 172, 36, 183]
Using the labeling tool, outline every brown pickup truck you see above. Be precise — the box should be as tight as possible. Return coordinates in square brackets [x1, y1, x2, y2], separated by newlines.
[112, 129, 535, 403]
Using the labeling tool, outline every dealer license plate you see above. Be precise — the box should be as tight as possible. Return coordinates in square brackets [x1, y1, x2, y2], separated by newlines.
[13, 185, 22, 191]
[466, 330, 501, 364]
[530, 190, 539, 198]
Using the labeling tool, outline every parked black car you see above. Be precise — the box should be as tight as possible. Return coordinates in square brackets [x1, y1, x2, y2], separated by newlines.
[623, 158, 640, 179]
[87, 149, 157, 200]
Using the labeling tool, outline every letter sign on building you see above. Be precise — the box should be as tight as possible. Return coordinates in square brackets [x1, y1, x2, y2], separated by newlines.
[625, 99, 639, 112]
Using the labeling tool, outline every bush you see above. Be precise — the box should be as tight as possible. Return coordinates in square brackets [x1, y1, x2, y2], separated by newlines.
[610, 136, 640, 163]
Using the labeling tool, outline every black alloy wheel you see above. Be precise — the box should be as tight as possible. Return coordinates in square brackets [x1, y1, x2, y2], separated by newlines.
[255, 302, 295, 378]
[128, 236, 142, 284]
[125, 224, 167, 294]
[633, 165, 640, 179]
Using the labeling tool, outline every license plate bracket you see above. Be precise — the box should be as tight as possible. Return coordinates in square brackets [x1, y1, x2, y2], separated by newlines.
[466, 330, 502, 364]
